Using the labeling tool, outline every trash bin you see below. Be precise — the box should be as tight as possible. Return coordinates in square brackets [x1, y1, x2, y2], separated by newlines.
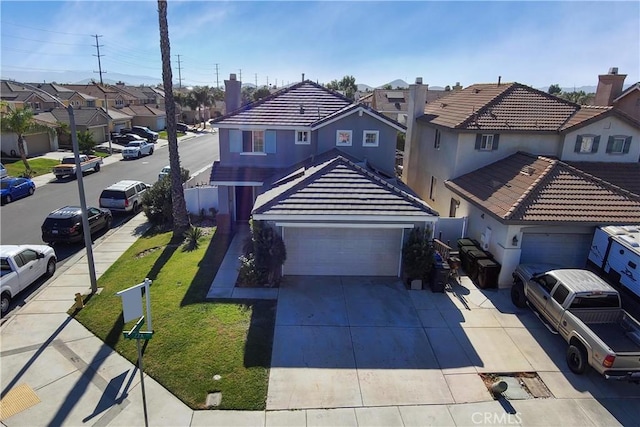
[475, 259, 501, 289]
[457, 238, 480, 251]
[467, 249, 490, 281]
[430, 259, 450, 293]
[459, 245, 481, 276]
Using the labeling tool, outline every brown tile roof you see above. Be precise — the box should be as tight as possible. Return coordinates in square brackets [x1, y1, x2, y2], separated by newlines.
[212, 80, 351, 127]
[120, 105, 165, 117]
[446, 152, 640, 224]
[253, 153, 436, 218]
[560, 106, 612, 131]
[565, 161, 640, 196]
[421, 83, 580, 131]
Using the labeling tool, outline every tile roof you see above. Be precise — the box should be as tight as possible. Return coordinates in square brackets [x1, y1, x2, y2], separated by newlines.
[565, 161, 640, 196]
[614, 82, 639, 102]
[371, 88, 448, 113]
[212, 80, 352, 127]
[119, 105, 165, 117]
[253, 152, 437, 218]
[210, 163, 283, 183]
[310, 103, 407, 131]
[446, 152, 640, 224]
[560, 106, 612, 131]
[421, 83, 580, 131]
[50, 107, 107, 126]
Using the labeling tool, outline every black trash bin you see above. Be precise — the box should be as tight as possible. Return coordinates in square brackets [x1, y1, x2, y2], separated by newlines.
[430, 259, 450, 293]
[459, 246, 481, 277]
[457, 238, 479, 251]
[467, 249, 490, 281]
[475, 259, 501, 289]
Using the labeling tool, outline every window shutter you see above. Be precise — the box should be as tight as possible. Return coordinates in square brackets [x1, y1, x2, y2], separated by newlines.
[229, 130, 242, 153]
[606, 136, 614, 153]
[492, 134, 500, 150]
[623, 136, 632, 154]
[592, 136, 600, 152]
[574, 135, 583, 152]
[265, 130, 277, 153]
[475, 134, 482, 150]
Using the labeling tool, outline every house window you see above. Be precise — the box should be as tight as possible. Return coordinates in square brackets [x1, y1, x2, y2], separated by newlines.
[580, 136, 593, 152]
[336, 130, 352, 146]
[87, 100, 95, 107]
[295, 130, 310, 145]
[434, 129, 441, 149]
[609, 136, 626, 154]
[449, 198, 459, 217]
[574, 134, 600, 154]
[480, 134, 493, 150]
[115, 99, 124, 107]
[429, 176, 437, 201]
[363, 130, 379, 147]
[29, 102, 41, 110]
[252, 130, 265, 152]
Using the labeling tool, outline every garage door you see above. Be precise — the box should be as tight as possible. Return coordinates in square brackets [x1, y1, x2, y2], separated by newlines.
[520, 233, 592, 268]
[283, 227, 402, 276]
[26, 132, 50, 155]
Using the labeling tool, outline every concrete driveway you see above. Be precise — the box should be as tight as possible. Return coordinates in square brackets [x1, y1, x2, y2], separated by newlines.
[267, 275, 640, 414]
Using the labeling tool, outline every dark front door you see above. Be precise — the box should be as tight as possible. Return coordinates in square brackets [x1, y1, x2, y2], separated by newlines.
[235, 186, 254, 221]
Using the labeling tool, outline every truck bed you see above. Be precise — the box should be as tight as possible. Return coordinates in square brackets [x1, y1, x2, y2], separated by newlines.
[572, 309, 640, 353]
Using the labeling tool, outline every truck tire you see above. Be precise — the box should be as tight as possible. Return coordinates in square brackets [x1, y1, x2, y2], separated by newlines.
[511, 279, 527, 308]
[567, 344, 588, 374]
[149, 147, 154, 155]
[1, 292, 11, 316]
[94, 163, 100, 172]
[46, 258, 57, 277]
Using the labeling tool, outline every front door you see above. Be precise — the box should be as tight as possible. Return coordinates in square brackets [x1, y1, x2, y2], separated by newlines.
[235, 186, 254, 221]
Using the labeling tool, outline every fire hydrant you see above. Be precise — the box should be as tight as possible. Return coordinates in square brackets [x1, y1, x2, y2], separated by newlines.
[74, 293, 84, 310]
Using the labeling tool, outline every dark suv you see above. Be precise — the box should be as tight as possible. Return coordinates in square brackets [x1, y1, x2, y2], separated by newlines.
[122, 126, 159, 142]
[41, 206, 112, 244]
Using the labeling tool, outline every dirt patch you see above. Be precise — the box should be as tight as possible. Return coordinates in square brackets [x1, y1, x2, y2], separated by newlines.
[479, 372, 551, 399]
[136, 246, 163, 258]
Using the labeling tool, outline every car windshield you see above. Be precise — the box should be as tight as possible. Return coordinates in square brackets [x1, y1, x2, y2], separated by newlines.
[126, 142, 142, 147]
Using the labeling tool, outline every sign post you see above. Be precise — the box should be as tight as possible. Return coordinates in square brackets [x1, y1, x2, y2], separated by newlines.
[117, 278, 154, 427]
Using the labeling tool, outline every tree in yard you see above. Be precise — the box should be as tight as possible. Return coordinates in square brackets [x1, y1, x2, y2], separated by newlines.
[559, 90, 595, 105]
[157, 0, 190, 239]
[548, 84, 562, 95]
[76, 130, 96, 154]
[253, 86, 271, 101]
[56, 121, 71, 147]
[326, 75, 358, 100]
[0, 106, 36, 175]
[192, 86, 211, 128]
[241, 86, 255, 106]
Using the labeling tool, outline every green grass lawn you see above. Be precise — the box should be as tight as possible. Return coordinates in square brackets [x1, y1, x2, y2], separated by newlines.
[158, 130, 186, 139]
[72, 228, 276, 410]
[2, 158, 60, 178]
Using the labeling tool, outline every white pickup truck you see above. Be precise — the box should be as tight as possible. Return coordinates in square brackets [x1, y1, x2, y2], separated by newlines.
[1, 245, 57, 315]
[512, 264, 640, 381]
[52, 155, 103, 180]
[122, 141, 154, 159]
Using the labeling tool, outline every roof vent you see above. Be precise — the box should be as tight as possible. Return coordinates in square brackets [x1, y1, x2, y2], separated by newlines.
[609, 67, 619, 75]
[520, 166, 536, 176]
[299, 104, 304, 114]
[415, 77, 423, 84]
[474, 88, 481, 94]
[441, 102, 447, 108]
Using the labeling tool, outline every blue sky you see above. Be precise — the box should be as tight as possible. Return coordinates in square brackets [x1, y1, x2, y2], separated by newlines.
[1, 1, 638, 89]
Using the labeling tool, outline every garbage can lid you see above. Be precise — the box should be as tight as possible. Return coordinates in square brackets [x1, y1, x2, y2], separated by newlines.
[477, 259, 498, 267]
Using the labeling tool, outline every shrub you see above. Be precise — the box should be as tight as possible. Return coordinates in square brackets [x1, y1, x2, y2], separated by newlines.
[142, 167, 190, 227]
[237, 253, 263, 286]
[182, 226, 204, 251]
[402, 226, 434, 282]
[77, 130, 96, 154]
[239, 221, 287, 287]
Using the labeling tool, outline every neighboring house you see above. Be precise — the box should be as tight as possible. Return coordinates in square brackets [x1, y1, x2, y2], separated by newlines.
[23, 83, 97, 108]
[41, 107, 109, 144]
[370, 87, 448, 125]
[119, 105, 166, 131]
[593, 67, 639, 122]
[211, 74, 437, 277]
[403, 78, 640, 286]
[62, 83, 132, 110]
[1, 80, 59, 112]
[104, 108, 133, 136]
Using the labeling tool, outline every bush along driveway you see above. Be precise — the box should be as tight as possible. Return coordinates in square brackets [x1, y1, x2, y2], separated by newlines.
[71, 228, 276, 410]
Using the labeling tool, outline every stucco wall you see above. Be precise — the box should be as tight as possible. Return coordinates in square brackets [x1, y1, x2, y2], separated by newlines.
[560, 116, 640, 162]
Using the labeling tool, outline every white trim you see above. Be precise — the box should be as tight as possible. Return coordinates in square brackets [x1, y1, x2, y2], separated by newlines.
[295, 129, 311, 145]
[311, 106, 407, 132]
[480, 134, 494, 150]
[363, 130, 379, 147]
[240, 152, 267, 156]
[255, 213, 437, 221]
[336, 130, 352, 146]
[210, 181, 263, 186]
[275, 222, 415, 229]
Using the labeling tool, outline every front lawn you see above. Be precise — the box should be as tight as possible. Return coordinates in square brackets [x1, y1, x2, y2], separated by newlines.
[2, 158, 60, 178]
[72, 228, 276, 410]
[158, 130, 186, 139]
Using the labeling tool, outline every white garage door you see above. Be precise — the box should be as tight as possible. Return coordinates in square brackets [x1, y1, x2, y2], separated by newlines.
[521, 233, 592, 268]
[283, 227, 402, 276]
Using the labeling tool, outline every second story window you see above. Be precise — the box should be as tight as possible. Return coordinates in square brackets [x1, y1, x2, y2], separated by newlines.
[434, 129, 441, 149]
[115, 99, 124, 107]
[30, 102, 41, 110]
[480, 134, 493, 150]
[251, 130, 265, 152]
[475, 133, 499, 151]
[295, 130, 310, 145]
[336, 130, 352, 146]
[574, 135, 599, 153]
[363, 130, 379, 147]
[606, 135, 631, 154]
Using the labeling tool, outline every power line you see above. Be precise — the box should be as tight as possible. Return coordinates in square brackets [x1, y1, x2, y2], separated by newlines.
[0, 21, 91, 37]
[0, 34, 89, 47]
[2, 47, 86, 57]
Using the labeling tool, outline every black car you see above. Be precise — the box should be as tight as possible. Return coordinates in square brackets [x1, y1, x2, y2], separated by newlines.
[121, 126, 159, 142]
[113, 133, 146, 145]
[176, 123, 189, 133]
[41, 206, 112, 244]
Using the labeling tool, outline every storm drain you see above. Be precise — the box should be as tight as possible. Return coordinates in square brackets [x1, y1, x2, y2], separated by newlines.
[480, 372, 552, 400]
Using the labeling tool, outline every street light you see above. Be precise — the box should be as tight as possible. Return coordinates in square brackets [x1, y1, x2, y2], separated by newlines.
[21, 82, 98, 293]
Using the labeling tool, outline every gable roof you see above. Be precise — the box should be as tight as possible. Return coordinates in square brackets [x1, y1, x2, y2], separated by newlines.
[614, 82, 640, 103]
[565, 161, 640, 196]
[253, 151, 437, 220]
[212, 80, 352, 128]
[310, 103, 406, 131]
[49, 107, 108, 126]
[445, 152, 640, 225]
[120, 105, 165, 117]
[560, 105, 640, 131]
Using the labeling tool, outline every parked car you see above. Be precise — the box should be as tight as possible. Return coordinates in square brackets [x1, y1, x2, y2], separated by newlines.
[512, 264, 640, 380]
[1, 244, 57, 315]
[99, 180, 149, 214]
[1, 177, 35, 204]
[176, 123, 189, 133]
[41, 206, 112, 245]
[51, 155, 102, 180]
[158, 165, 170, 181]
[122, 140, 154, 159]
[113, 133, 146, 145]
[0, 163, 7, 179]
[122, 126, 159, 142]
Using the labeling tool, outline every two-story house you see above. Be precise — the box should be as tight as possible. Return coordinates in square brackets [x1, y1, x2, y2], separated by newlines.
[403, 77, 640, 287]
[210, 74, 437, 277]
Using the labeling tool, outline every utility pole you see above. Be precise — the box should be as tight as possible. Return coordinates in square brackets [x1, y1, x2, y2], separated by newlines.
[215, 63, 220, 89]
[266, 76, 269, 87]
[238, 69, 242, 82]
[254, 73, 258, 87]
[92, 34, 105, 85]
[176, 55, 183, 89]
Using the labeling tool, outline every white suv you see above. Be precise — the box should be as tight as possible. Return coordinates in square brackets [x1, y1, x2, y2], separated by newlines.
[99, 180, 149, 213]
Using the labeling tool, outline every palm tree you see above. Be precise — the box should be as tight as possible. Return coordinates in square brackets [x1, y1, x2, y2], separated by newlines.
[76, 130, 96, 154]
[157, 0, 190, 239]
[0, 106, 35, 175]
[192, 86, 211, 128]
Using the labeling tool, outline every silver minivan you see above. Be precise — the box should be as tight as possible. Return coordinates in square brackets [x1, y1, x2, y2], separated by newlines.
[99, 180, 149, 213]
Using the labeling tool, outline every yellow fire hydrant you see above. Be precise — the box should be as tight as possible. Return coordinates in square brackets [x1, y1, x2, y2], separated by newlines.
[74, 293, 84, 310]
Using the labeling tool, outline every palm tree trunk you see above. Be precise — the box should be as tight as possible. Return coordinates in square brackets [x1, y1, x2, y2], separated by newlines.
[17, 134, 32, 175]
[157, 0, 190, 239]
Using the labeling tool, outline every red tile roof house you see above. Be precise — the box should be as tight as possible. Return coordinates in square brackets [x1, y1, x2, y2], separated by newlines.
[210, 74, 437, 277]
[402, 73, 640, 287]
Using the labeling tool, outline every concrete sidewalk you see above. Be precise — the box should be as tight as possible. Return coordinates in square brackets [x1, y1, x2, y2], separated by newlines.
[1, 214, 636, 425]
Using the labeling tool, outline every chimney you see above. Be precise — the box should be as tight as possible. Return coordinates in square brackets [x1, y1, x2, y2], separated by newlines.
[402, 77, 429, 184]
[498, 76, 502, 86]
[453, 82, 463, 91]
[594, 67, 626, 106]
[224, 73, 242, 113]
[302, 73, 305, 82]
